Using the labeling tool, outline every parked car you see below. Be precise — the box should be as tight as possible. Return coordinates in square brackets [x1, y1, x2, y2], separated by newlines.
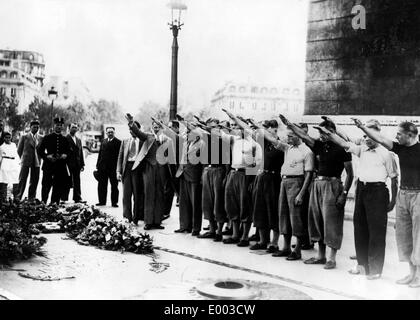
[81, 131, 103, 153]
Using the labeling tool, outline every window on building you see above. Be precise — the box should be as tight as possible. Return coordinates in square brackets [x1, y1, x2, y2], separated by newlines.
[229, 85, 236, 93]
[229, 101, 235, 109]
[282, 88, 290, 95]
[239, 86, 246, 93]
[252, 102, 257, 110]
[10, 72, 17, 79]
[251, 86, 258, 93]
[261, 87, 267, 94]
[262, 103, 267, 111]
[11, 88, 16, 97]
[0, 87, 6, 96]
[239, 101, 244, 110]
[0, 70, 7, 78]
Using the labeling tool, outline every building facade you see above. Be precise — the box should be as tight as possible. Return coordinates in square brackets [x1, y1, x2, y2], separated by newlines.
[0, 49, 45, 113]
[305, 0, 420, 116]
[42, 76, 94, 107]
[210, 81, 304, 121]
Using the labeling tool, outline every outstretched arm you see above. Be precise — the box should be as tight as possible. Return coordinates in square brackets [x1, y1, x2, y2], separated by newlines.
[222, 108, 253, 135]
[279, 114, 316, 148]
[352, 118, 394, 150]
[314, 126, 350, 150]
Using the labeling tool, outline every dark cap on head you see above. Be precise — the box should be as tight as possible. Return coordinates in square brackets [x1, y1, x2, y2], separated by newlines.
[53, 117, 64, 124]
[30, 119, 40, 126]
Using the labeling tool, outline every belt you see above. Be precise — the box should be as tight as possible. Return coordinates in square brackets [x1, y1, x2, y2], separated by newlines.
[207, 164, 224, 168]
[316, 176, 339, 181]
[282, 175, 303, 179]
[358, 181, 385, 187]
[401, 186, 420, 191]
[2, 156, 15, 159]
[231, 168, 246, 173]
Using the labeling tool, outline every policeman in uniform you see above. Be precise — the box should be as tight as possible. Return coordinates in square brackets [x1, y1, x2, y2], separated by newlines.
[37, 117, 70, 204]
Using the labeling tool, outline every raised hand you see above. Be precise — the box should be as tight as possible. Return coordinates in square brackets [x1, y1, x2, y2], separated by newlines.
[351, 118, 364, 128]
[222, 108, 234, 119]
[278, 114, 291, 126]
[321, 116, 334, 123]
[125, 113, 134, 124]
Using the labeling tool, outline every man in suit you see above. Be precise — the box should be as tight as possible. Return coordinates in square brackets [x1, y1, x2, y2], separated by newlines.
[37, 117, 71, 204]
[96, 127, 121, 207]
[63, 123, 85, 203]
[117, 121, 144, 225]
[17, 119, 43, 200]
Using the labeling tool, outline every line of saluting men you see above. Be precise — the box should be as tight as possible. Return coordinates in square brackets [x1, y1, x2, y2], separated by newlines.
[95, 110, 420, 288]
[2, 110, 420, 288]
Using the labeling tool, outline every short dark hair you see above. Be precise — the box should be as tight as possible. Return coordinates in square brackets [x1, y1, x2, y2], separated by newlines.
[263, 119, 279, 129]
[69, 123, 78, 128]
[106, 127, 115, 132]
[319, 120, 336, 131]
[30, 119, 40, 126]
[399, 121, 418, 136]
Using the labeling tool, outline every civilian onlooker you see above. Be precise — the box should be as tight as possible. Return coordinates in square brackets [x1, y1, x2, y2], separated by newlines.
[96, 127, 121, 207]
[63, 123, 85, 203]
[17, 119, 43, 200]
[0, 132, 22, 201]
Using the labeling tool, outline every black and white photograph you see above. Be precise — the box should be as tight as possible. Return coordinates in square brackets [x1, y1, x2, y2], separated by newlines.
[1, 0, 420, 307]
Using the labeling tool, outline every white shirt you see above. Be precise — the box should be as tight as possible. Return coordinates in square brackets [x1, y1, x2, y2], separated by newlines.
[280, 143, 314, 176]
[231, 136, 262, 169]
[346, 143, 398, 183]
[127, 137, 139, 162]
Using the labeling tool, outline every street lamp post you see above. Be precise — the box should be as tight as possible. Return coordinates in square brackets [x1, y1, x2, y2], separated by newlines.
[167, 0, 187, 120]
[48, 86, 58, 130]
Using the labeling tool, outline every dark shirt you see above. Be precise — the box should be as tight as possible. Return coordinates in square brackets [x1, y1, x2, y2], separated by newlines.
[391, 142, 420, 188]
[264, 141, 284, 173]
[312, 140, 351, 178]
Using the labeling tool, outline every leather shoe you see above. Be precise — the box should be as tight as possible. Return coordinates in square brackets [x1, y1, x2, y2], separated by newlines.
[223, 237, 239, 244]
[198, 232, 215, 239]
[213, 234, 223, 242]
[324, 260, 336, 270]
[250, 243, 268, 250]
[144, 224, 153, 230]
[286, 251, 301, 261]
[397, 274, 416, 285]
[237, 240, 249, 247]
[153, 224, 164, 229]
[367, 274, 381, 280]
[272, 249, 292, 257]
[96, 203, 105, 206]
[266, 246, 279, 254]
[112, 204, 119, 208]
[304, 257, 327, 264]
[408, 277, 420, 288]
[191, 230, 200, 236]
[174, 228, 188, 233]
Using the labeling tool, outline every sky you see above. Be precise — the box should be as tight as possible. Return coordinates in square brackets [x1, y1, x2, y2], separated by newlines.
[0, 0, 309, 114]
